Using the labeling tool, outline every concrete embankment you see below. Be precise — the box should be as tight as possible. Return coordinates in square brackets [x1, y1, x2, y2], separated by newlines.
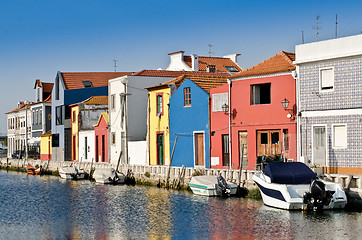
[1, 158, 361, 209]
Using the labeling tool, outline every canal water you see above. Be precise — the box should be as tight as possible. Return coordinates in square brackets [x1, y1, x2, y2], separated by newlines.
[0, 171, 361, 240]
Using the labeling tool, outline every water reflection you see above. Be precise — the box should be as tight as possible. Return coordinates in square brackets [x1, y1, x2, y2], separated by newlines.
[1, 171, 362, 240]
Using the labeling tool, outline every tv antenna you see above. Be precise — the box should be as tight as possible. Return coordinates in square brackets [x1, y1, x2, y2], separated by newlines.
[113, 59, 118, 72]
[335, 14, 338, 39]
[313, 15, 320, 41]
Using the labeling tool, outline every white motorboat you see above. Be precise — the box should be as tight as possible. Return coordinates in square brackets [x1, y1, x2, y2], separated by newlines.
[188, 175, 237, 197]
[59, 166, 85, 180]
[92, 168, 125, 184]
[252, 162, 347, 211]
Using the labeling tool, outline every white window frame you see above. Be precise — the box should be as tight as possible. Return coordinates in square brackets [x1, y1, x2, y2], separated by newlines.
[319, 67, 334, 92]
[332, 124, 347, 149]
[111, 94, 116, 111]
[311, 124, 328, 167]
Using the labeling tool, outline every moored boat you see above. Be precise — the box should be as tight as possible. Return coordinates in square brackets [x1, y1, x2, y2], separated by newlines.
[252, 162, 347, 211]
[59, 166, 85, 180]
[189, 175, 237, 197]
[92, 168, 125, 184]
[27, 163, 42, 175]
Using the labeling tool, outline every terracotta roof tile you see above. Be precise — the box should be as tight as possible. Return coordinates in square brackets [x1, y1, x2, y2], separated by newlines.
[183, 56, 242, 72]
[136, 69, 230, 81]
[83, 96, 108, 105]
[40, 131, 52, 137]
[147, 75, 227, 93]
[61, 72, 133, 90]
[230, 51, 295, 79]
[42, 82, 54, 93]
[6, 102, 33, 114]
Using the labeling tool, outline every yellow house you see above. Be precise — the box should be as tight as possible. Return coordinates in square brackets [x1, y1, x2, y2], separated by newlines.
[147, 85, 171, 166]
[71, 105, 80, 161]
[40, 131, 52, 161]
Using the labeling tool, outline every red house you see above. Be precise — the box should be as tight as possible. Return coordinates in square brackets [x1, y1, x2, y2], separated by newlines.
[210, 51, 297, 170]
[94, 112, 109, 162]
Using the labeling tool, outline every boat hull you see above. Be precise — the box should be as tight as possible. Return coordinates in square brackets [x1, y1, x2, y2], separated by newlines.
[188, 175, 238, 197]
[253, 173, 347, 210]
[59, 167, 85, 180]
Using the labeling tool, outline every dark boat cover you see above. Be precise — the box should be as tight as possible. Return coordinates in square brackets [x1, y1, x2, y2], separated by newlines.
[263, 162, 317, 184]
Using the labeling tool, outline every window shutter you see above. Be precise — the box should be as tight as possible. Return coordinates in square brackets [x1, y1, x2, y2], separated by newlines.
[321, 68, 334, 89]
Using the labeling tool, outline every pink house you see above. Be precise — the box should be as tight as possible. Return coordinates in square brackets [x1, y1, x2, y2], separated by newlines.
[210, 51, 297, 170]
[94, 112, 109, 162]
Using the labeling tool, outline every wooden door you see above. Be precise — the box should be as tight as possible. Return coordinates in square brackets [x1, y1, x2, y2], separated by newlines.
[239, 131, 248, 169]
[222, 134, 229, 166]
[257, 130, 282, 156]
[195, 133, 205, 166]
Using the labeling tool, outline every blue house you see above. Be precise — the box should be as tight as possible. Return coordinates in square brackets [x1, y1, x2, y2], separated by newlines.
[169, 76, 227, 168]
[51, 71, 131, 161]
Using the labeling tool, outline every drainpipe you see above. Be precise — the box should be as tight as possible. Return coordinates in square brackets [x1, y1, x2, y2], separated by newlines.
[295, 67, 301, 163]
[228, 79, 232, 169]
[121, 77, 129, 165]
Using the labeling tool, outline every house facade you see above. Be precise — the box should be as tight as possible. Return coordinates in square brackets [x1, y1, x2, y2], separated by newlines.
[70, 96, 108, 162]
[51, 71, 130, 161]
[169, 76, 227, 168]
[295, 34, 362, 175]
[6, 102, 32, 158]
[210, 51, 297, 170]
[94, 112, 109, 163]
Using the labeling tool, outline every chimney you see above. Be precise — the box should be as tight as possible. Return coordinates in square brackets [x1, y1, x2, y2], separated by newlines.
[191, 54, 199, 71]
[223, 53, 241, 63]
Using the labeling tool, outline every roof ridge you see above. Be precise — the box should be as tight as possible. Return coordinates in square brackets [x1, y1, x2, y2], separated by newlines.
[279, 51, 295, 65]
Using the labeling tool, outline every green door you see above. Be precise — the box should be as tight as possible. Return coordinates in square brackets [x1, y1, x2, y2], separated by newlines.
[157, 133, 164, 165]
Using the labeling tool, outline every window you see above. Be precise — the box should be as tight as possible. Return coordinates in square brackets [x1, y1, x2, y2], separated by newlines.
[32, 111, 35, 125]
[260, 133, 268, 144]
[283, 129, 289, 151]
[157, 94, 163, 115]
[56, 106, 63, 125]
[212, 93, 228, 112]
[52, 134, 59, 147]
[39, 109, 42, 125]
[320, 68, 334, 90]
[111, 94, 116, 110]
[251, 83, 271, 105]
[112, 132, 116, 145]
[222, 134, 229, 166]
[72, 110, 77, 123]
[224, 66, 239, 73]
[333, 125, 347, 148]
[85, 137, 88, 159]
[184, 87, 191, 107]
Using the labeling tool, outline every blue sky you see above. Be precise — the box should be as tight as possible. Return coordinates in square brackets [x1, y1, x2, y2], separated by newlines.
[1, 0, 362, 134]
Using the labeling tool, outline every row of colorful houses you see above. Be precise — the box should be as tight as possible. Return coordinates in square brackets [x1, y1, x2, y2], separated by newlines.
[6, 34, 362, 175]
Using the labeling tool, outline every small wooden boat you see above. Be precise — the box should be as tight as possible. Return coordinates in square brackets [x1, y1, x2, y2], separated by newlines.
[188, 175, 237, 197]
[27, 163, 42, 175]
[59, 166, 85, 180]
[92, 168, 125, 184]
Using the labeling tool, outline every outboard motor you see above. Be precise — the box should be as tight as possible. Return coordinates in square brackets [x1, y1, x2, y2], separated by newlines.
[303, 178, 335, 211]
[215, 176, 230, 197]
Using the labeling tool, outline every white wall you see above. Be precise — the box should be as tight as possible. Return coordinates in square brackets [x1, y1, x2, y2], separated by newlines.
[128, 141, 147, 165]
[79, 130, 95, 163]
[295, 34, 362, 64]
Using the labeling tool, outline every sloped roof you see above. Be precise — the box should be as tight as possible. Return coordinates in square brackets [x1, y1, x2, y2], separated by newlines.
[40, 131, 52, 137]
[70, 96, 108, 107]
[183, 56, 242, 72]
[6, 102, 33, 114]
[43, 94, 52, 103]
[34, 79, 54, 92]
[61, 72, 133, 90]
[230, 51, 295, 79]
[94, 112, 109, 127]
[147, 75, 227, 93]
[133, 69, 230, 78]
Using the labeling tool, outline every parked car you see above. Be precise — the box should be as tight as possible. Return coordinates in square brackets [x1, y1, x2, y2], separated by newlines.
[12, 150, 24, 159]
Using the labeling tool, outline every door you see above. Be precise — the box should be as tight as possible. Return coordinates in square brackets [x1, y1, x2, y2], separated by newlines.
[257, 130, 282, 156]
[313, 126, 326, 166]
[72, 135, 76, 160]
[239, 131, 248, 169]
[195, 133, 205, 166]
[101, 135, 105, 162]
[222, 134, 229, 166]
[157, 133, 164, 165]
[95, 136, 99, 162]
